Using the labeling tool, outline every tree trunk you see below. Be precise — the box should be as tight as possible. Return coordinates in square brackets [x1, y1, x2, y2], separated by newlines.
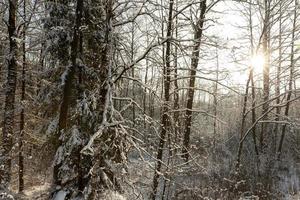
[54, 0, 84, 184]
[236, 70, 251, 169]
[131, 22, 136, 126]
[213, 46, 219, 148]
[274, 0, 282, 152]
[236, 1, 259, 168]
[0, 0, 18, 189]
[249, 1, 259, 159]
[173, 6, 180, 149]
[277, 0, 297, 160]
[182, 0, 206, 162]
[144, 54, 148, 129]
[18, 0, 26, 193]
[250, 69, 259, 157]
[151, 1, 174, 199]
[260, 0, 270, 151]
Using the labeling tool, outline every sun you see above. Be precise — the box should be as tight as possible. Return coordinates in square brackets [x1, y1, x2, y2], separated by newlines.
[251, 54, 265, 72]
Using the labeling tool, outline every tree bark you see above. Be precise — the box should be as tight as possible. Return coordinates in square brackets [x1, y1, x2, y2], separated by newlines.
[182, 0, 206, 162]
[236, 69, 251, 169]
[151, 1, 174, 199]
[54, 0, 84, 184]
[260, 0, 270, 151]
[173, 6, 180, 149]
[0, 0, 18, 188]
[18, 0, 26, 193]
[131, 22, 136, 126]
[250, 69, 259, 157]
[249, 1, 259, 159]
[236, 1, 259, 168]
[276, 0, 297, 160]
[213, 46, 219, 148]
[274, 0, 282, 152]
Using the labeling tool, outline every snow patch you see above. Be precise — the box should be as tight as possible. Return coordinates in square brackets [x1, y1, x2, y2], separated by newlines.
[101, 190, 127, 200]
[0, 192, 14, 200]
[53, 190, 67, 200]
[60, 68, 69, 86]
[46, 117, 58, 136]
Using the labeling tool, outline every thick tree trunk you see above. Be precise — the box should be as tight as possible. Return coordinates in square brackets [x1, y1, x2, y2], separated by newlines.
[0, 0, 18, 188]
[182, 0, 206, 162]
[54, 0, 84, 184]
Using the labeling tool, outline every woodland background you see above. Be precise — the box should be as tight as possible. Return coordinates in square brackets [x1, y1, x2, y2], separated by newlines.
[0, 0, 300, 199]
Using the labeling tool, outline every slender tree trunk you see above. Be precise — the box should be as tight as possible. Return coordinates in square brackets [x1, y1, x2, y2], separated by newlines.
[274, 0, 282, 151]
[173, 4, 179, 150]
[144, 57, 148, 129]
[260, 0, 270, 151]
[236, 70, 251, 169]
[250, 69, 259, 157]
[161, 134, 172, 200]
[131, 22, 136, 125]
[149, 67, 154, 120]
[213, 46, 219, 148]
[0, 0, 18, 188]
[249, 1, 259, 158]
[236, 1, 259, 167]
[236, 70, 259, 169]
[18, 0, 26, 193]
[143, 31, 150, 147]
[182, 0, 206, 162]
[277, 0, 297, 160]
[163, 11, 179, 192]
[77, 30, 84, 192]
[36, 42, 45, 95]
[151, 1, 174, 199]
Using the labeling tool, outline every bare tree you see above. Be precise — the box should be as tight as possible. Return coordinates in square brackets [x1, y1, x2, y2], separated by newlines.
[277, 0, 297, 160]
[260, 0, 271, 151]
[274, 0, 283, 151]
[182, 0, 207, 162]
[151, 0, 174, 199]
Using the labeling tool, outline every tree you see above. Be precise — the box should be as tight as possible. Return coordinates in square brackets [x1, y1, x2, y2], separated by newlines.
[151, 0, 174, 199]
[260, 0, 271, 151]
[0, 0, 299, 199]
[277, 0, 297, 160]
[18, 0, 27, 193]
[182, 0, 207, 162]
[274, 0, 283, 152]
[53, 0, 83, 185]
[0, 0, 18, 189]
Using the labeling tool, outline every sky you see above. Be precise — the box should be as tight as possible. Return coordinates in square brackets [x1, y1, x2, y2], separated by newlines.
[209, 1, 261, 86]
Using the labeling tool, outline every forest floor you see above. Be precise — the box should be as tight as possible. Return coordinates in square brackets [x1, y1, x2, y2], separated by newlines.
[13, 152, 300, 200]
[15, 182, 300, 199]
[23, 183, 50, 200]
